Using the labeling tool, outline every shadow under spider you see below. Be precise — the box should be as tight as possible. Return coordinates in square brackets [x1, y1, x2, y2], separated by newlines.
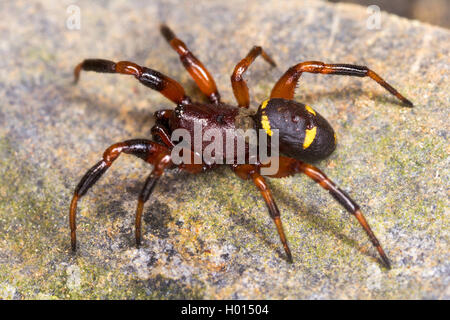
[85, 165, 382, 266]
[125, 167, 289, 262]
[64, 79, 397, 266]
[268, 180, 382, 265]
[62, 85, 156, 133]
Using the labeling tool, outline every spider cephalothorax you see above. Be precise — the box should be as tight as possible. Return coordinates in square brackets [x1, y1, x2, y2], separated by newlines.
[70, 24, 413, 269]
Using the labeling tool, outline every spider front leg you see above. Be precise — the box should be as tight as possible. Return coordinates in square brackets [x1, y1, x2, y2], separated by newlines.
[69, 139, 172, 251]
[233, 164, 293, 263]
[134, 155, 172, 246]
[231, 46, 276, 108]
[152, 110, 175, 148]
[263, 157, 391, 268]
[270, 61, 413, 107]
[74, 59, 191, 105]
[151, 124, 175, 149]
[160, 24, 221, 104]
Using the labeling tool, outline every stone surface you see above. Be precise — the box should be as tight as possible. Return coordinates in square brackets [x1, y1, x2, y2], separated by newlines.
[0, 0, 448, 299]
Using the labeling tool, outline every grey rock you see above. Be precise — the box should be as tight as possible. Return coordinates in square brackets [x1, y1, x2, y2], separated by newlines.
[0, 0, 448, 299]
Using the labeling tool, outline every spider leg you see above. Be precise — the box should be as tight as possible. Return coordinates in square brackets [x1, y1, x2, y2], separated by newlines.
[270, 61, 413, 107]
[231, 46, 276, 108]
[74, 59, 191, 105]
[262, 156, 391, 268]
[233, 164, 293, 263]
[151, 124, 175, 148]
[152, 109, 173, 142]
[134, 160, 172, 247]
[160, 24, 221, 104]
[69, 139, 172, 251]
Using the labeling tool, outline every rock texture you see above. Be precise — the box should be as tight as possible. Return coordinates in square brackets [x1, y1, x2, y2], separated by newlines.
[0, 0, 448, 299]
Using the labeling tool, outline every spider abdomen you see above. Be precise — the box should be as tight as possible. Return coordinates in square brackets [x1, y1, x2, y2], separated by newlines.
[255, 98, 336, 161]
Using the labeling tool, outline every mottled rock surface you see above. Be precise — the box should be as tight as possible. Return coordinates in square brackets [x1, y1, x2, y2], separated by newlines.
[0, 0, 448, 299]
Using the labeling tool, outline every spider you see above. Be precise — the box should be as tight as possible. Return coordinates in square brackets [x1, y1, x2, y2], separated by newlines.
[70, 24, 413, 269]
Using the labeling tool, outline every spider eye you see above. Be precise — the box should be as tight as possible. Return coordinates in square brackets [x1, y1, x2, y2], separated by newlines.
[174, 105, 184, 118]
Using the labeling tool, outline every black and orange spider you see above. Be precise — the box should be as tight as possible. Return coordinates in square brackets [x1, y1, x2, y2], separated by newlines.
[70, 24, 413, 269]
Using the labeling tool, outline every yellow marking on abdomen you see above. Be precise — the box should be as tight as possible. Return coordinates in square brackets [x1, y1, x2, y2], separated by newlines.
[303, 126, 317, 149]
[260, 99, 273, 136]
[261, 114, 273, 136]
[260, 99, 270, 110]
[305, 105, 316, 116]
